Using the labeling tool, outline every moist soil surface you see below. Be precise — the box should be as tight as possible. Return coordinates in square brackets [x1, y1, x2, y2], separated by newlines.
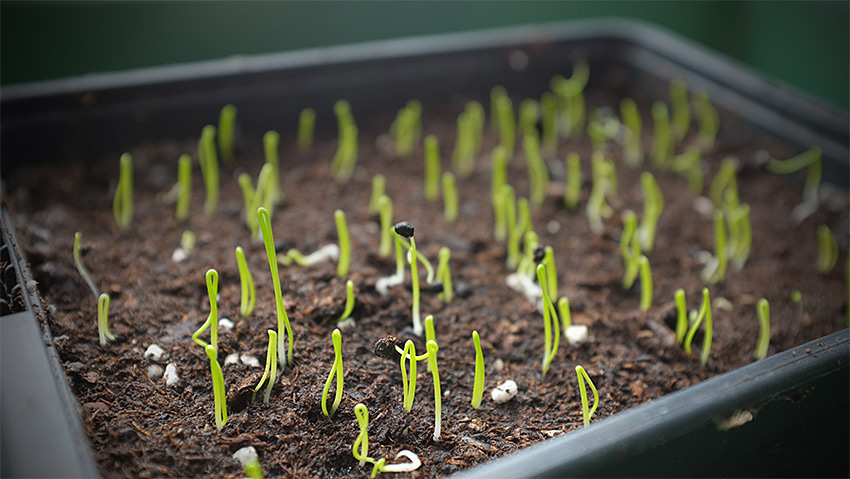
[5, 82, 848, 479]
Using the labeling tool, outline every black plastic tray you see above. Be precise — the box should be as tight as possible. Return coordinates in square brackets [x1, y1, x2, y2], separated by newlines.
[1, 19, 848, 478]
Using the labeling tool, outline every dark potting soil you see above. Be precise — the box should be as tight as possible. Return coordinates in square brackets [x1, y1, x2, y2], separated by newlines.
[4, 83, 848, 479]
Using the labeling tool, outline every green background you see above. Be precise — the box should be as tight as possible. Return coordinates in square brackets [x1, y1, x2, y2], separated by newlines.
[2, 1, 847, 111]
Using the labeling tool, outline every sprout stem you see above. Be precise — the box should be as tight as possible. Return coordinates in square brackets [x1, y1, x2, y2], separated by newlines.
[537, 264, 561, 375]
[638, 255, 653, 311]
[335, 209, 351, 277]
[426, 340, 441, 442]
[674, 289, 688, 344]
[218, 104, 237, 163]
[297, 108, 316, 150]
[73, 232, 100, 301]
[198, 126, 219, 217]
[378, 194, 393, 257]
[754, 298, 770, 360]
[176, 154, 192, 223]
[442, 172, 459, 223]
[321, 329, 344, 417]
[369, 174, 387, 215]
[235, 246, 256, 317]
[816, 224, 838, 273]
[424, 135, 441, 201]
[471, 330, 485, 409]
[683, 287, 713, 366]
[575, 365, 599, 427]
[97, 293, 115, 346]
[257, 207, 294, 369]
[436, 247, 453, 303]
[192, 269, 219, 353]
[337, 280, 355, 322]
[205, 345, 227, 431]
[112, 153, 134, 230]
[564, 152, 582, 210]
[253, 330, 278, 404]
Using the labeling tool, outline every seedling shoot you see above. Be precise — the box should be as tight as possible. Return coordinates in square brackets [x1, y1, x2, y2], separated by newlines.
[253, 330, 278, 404]
[112, 153, 134, 230]
[575, 365, 599, 427]
[257, 207, 294, 368]
[97, 293, 116, 346]
[321, 329, 344, 418]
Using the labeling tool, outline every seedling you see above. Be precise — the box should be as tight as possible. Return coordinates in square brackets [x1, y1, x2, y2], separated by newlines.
[491, 146, 509, 241]
[638, 172, 664, 253]
[650, 102, 673, 169]
[586, 108, 620, 153]
[496, 95, 516, 159]
[471, 330, 485, 409]
[669, 79, 691, 144]
[235, 246, 256, 317]
[337, 280, 355, 322]
[297, 107, 316, 150]
[335, 209, 351, 277]
[352, 403, 422, 477]
[73, 232, 99, 300]
[257, 207, 294, 368]
[754, 298, 770, 360]
[395, 222, 424, 336]
[425, 339, 443, 441]
[765, 146, 823, 201]
[518, 99, 540, 139]
[701, 210, 728, 284]
[424, 135, 441, 201]
[540, 92, 558, 156]
[391, 100, 422, 160]
[238, 163, 274, 239]
[692, 89, 719, 151]
[575, 365, 599, 427]
[436, 247, 453, 303]
[321, 329, 344, 418]
[517, 230, 540, 279]
[176, 154, 192, 223]
[727, 203, 752, 270]
[378, 194, 394, 257]
[424, 315, 436, 354]
[399, 339, 430, 411]
[205, 344, 227, 431]
[263, 131, 283, 204]
[638, 255, 653, 311]
[542, 246, 558, 299]
[510, 198, 532, 272]
[245, 460, 264, 479]
[673, 289, 688, 344]
[112, 153, 134, 230]
[708, 158, 739, 212]
[192, 269, 220, 353]
[442, 172, 459, 223]
[218, 104, 237, 163]
[523, 133, 550, 208]
[198, 125, 219, 217]
[619, 98, 643, 167]
[557, 297, 572, 329]
[619, 210, 640, 290]
[537, 264, 561, 375]
[683, 287, 713, 366]
[331, 100, 359, 183]
[369, 174, 387, 215]
[452, 107, 476, 177]
[564, 152, 582, 210]
[586, 152, 616, 235]
[671, 147, 704, 194]
[97, 293, 115, 346]
[816, 224, 839, 274]
[550, 60, 589, 138]
[466, 101, 485, 157]
[253, 330, 278, 404]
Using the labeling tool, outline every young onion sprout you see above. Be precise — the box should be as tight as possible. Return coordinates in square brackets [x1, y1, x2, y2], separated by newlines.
[198, 125, 219, 217]
[73, 232, 99, 300]
[235, 246, 256, 317]
[297, 107, 316, 150]
[192, 269, 219, 352]
[257, 207, 294, 368]
[683, 287, 713, 366]
[471, 330, 485, 409]
[442, 172, 459, 223]
[575, 365, 599, 427]
[176, 154, 192, 223]
[619, 98, 643, 167]
[424, 135, 441, 201]
[217, 104, 237, 163]
[816, 224, 839, 273]
[112, 153, 134, 230]
[337, 280, 355, 323]
[205, 344, 227, 431]
[97, 293, 115, 346]
[638, 172, 664, 253]
[321, 329, 344, 418]
[537, 264, 561, 375]
[638, 255, 653, 311]
[335, 209, 351, 277]
[754, 298, 770, 360]
[649, 102, 673, 169]
[564, 152, 582, 210]
[253, 330, 278, 404]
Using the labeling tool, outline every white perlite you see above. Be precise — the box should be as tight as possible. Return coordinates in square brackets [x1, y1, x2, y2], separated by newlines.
[144, 344, 166, 362]
[505, 273, 541, 305]
[375, 274, 404, 295]
[232, 446, 259, 468]
[147, 364, 164, 380]
[240, 354, 261, 368]
[163, 363, 179, 386]
[379, 450, 421, 473]
[224, 353, 240, 366]
[565, 325, 589, 345]
[336, 317, 357, 331]
[491, 380, 518, 404]
[171, 247, 188, 263]
[219, 318, 235, 330]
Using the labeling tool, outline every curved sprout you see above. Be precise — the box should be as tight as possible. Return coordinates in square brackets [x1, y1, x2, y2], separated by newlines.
[205, 344, 227, 431]
[192, 269, 219, 353]
[97, 293, 115, 346]
[235, 246, 256, 317]
[335, 209, 351, 277]
[73, 232, 100, 301]
[471, 330, 485, 409]
[257, 207, 294, 368]
[754, 298, 770, 360]
[575, 365, 599, 427]
[426, 340, 441, 441]
[321, 329, 344, 418]
[253, 330, 278, 404]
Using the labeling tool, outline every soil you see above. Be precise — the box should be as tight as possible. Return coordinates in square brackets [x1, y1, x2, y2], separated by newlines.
[4, 79, 848, 479]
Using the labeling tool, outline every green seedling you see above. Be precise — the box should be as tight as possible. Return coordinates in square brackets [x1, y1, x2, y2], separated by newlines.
[491, 146, 509, 241]
[471, 330, 485, 409]
[424, 315, 436, 348]
[257, 207, 294, 368]
[427, 339, 442, 441]
[263, 131, 283, 204]
[692, 89, 719, 151]
[395, 235, 435, 284]
[490, 85, 508, 132]
[322, 329, 344, 418]
[180, 230, 195, 253]
[669, 79, 691, 144]
[575, 365, 599, 427]
[235, 246, 256, 317]
[331, 100, 359, 183]
[638, 255, 653, 311]
[650, 102, 673, 169]
[523, 133, 550, 208]
[97, 293, 116, 346]
[369, 174, 387, 215]
[253, 330, 278, 404]
[378, 194, 394, 257]
[754, 298, 770, 360]
[395, 222, 423, 335]
[564, 152, 582, 210]
[709, 158, 739, 212]
[517, 230, 539, 279]
[701, 210, 728, 284]
[683, 287, 713, 366]
[638, 172, 664, 253]
[671, 147, 704, 194]
[176, 154, 192, 223]
[537, 264, 561, 375]
[541, 92, 558, 156]
[586, 152, 616, 235]
[501, 185, 519, 268]
[337, 280, 355, 322]
[353, 403, 371, 467]
[620, 98, 643, 167]
[513, 198, 534, 273]
[335, 209, 351, 277]
[557, 297, 572, 329]
[277, 243, 340, 268]
[518, 99, 540, 139]
[218, 104, 237, 163]
[391, 100, 422, 160]
[113, 153, 134, 230]
[297, 107, 316, 150]
[192, 269, 220, 353]
[237, 164, 274, 239]
[245, 459, 264, 479]
[399, 339, 430, 411]
[674, 289, 688, 344]
[816, 224, 838, 273]
[727, 203, 752, 271]
[620, 210, 641, 290]
[586, 108, 620, 153]
[550, 60, 589, 138]
[424, 135, 441, 201]
[542, 246, 558, 299]
[496, 95, 516, 159]
[205, 344, 227, 431]
[467, 101, 485, 157]
[73, 232, 99, 300]
[198, 125, 219, 217]
[442, 172, 459, 223]
[452, 108, 476, 177]
[436, 247, 453, 303]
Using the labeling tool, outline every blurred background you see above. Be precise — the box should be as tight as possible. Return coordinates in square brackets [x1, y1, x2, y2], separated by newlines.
[1, 1, 847, 111]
